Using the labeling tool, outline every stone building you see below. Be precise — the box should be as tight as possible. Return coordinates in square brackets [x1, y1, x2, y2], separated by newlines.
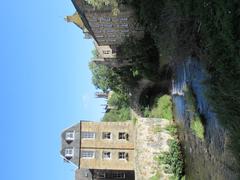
[60, 121, 135, 180]
[66, 0, 143, 67]
[68, 0, 143, 47]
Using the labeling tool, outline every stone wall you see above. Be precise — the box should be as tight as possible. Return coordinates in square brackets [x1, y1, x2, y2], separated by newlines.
[134, 117, 173, 180]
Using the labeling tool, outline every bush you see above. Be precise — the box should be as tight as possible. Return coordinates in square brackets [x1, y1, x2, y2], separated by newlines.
[157, 139, 184, 179]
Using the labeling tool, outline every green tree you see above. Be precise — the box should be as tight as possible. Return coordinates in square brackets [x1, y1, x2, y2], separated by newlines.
[91, 48, 98, 59]
[84, 0, 120, 15]
[89, 62, 126, 94]
[108, 92, 129, 108]
[102, 107, 130, 122]
[117, 34, 160, 81]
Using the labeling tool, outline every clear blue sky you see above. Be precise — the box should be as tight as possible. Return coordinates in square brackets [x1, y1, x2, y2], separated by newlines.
[0, 1, 105, 180]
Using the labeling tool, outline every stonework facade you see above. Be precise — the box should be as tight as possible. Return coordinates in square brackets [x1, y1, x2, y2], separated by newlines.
[70, 0, 143, 47]
[66, 0, 143, 67]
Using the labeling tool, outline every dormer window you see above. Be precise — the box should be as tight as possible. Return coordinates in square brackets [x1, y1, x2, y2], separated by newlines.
[65, 131, 75, 141]
[65, 148, 74, 158]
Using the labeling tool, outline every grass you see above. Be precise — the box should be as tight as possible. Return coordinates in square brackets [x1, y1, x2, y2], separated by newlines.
[190, 115, 204, 140]
[143, 95, 173, 120]
[150, 175, 160, 180]
[184, 85, 205, 140]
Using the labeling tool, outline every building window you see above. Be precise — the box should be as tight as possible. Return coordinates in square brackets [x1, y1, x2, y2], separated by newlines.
[108, 34, 115, 38]
[119, 17, 128, 21]
[96, 172, 106, 179]
[91, 24, 100, 28]
[102, 151, 111, 160]
[105, 29, 115, 33]
[81, 151, 95, 159]
[98, 39, 106, 42]
[96, 35, 104, 38]
[108, 39, 116, 42]
[102, 132, 112, 139]
[118, 152, 128, 160]
[81, 132, 95, 139]
[121, 29, 129, 33]
[99, 17, 111, 22]
[65, 148, 74, 157]
[120, 24, 129, 27]
[102, 50, 111, 55]
[118, 132, 128, 140]
[65, 131, 75, 141]
[104, 24, 113, 28]
[94, 30, 102, 33]
[112, 172, 125, 179]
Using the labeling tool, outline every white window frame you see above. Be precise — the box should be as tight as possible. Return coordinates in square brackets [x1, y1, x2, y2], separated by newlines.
[118, 152, 127, 160]
[102, 132, 112, 139]
[102, 151, 111, 160]
[81, 151, 95, 159]
[81, 132, 96, 139]
[65, 148, 74, 157]
[65, 131, 75, 141]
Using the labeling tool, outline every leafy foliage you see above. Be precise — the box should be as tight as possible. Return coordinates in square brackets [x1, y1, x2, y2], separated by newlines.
[158, 139, 184, 179]
[84, 0, 120, 15]
[108, 92, 129, 108]
[89, 35, 160, 96]
[101, 92, 131, 122]
[102, 107, 131, 122]
[89, 62, 126, 94]
[117, 34, 160, 81]
[165, 124, 177, 136]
